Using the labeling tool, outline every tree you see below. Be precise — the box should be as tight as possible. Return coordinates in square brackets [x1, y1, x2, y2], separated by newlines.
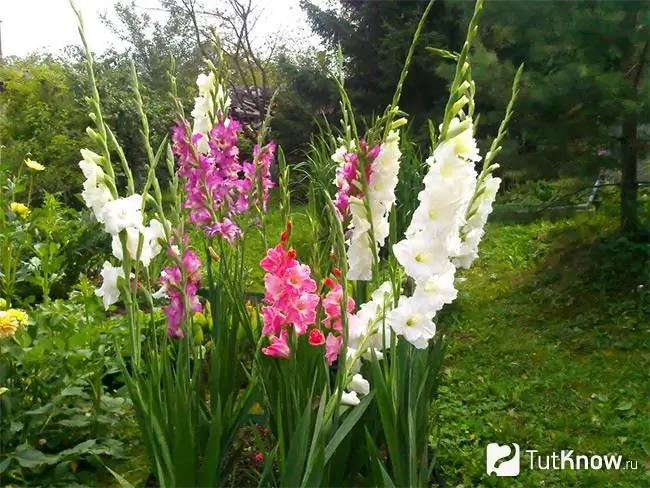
[0, 56, 91, 202]
[300, 0, 466, 138]
[477, 0, 649, 232]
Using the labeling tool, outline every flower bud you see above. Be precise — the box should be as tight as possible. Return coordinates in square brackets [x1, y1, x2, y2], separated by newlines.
[86, 127, 100, 140]
[208, 246, 220, 262]
[391, 117, 408, 129]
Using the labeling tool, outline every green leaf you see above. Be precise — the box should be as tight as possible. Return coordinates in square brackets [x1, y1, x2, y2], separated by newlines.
[324, 391, 374, 463]
[0, 457, 12, 474]
[59, 416, 92, 428]
[365, 429, 396, 488]
[13, 444, 59, 468]
[426, 47, 460, 61]
[615, 401, 633, 411]
[281, 398, 313, 487]
[58, 439, 96, 458]
[25, 403, 55, 416]
[105, 465, 136, 488]
[60, 386, 88, 398]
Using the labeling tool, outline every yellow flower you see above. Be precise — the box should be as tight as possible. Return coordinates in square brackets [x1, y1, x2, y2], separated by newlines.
[24, 158, 45, 171]
[5, 309, 28, 327]
[10, 202, 29, 218]
[0, 311, 18, 340]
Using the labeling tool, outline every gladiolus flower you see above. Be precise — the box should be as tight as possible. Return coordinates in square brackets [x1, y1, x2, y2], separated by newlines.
[262, 329, 291, 359]
[260, 243, 320, 354]
[324, 333, 342, 365]
[95, 262, 125, 310]
[340, 391, 360, 406]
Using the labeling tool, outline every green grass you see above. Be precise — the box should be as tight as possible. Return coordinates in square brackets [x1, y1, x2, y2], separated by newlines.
[433, 207, 649, 487]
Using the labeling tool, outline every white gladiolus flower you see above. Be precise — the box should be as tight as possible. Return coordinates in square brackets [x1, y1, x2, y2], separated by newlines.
[110, 218, 167, 267]
[388, 117, 484, 348]
[340, 391, 360, 406]
[81, 183, 113, 222]
[191, 73, 219, 154]
[196, 72, 215, 95]
[95, 261, 125, 310]
[331, 144, 348, 165]
[79, 149, 114, 221]
[446, 117, 481, 162]
[348, 374, 370, 396]
[152, 286, 168, 300]
[412, 267, 458, 312]
[347, 280, 395, 364]
[79, 149, 105, 186]
[386, 295, 436, 350]
[454, 175, 502, 269]
[393, 238, 457, 283]
[99, 194, 144, 235]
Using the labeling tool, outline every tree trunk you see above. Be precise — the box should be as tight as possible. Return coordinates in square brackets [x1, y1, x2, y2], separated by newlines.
[618, 3, 648, 234]
[620, 112, 638, 234]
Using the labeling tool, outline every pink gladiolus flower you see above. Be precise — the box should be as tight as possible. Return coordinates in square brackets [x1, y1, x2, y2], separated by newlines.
[262, 305, 286, 336]
[285, 264, 317, 294]
[259, 238, 320, 356]
[260, 243, 297, 275]
[322, 284, 355, 327]
[160, 248, 203, 338]
[333, 140, 381, 220]
[263, 273, 286, 302]
[183, 250, 202, 280]
[324, 333, 342, 365]
[286, 292, 320, 335]
[164, 296, 184, 337]
[206, 218, 242, 244]
[308, 328, 325, 346]
[171, 111, 275, 245]
[262, 329, 291, 359]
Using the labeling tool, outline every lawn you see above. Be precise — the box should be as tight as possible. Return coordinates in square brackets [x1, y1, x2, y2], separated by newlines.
[433, 207, 649, 487]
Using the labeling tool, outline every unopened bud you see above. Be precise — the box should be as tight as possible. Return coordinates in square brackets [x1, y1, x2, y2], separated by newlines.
[86, 127, 100, 140]
[332, 268, 342, 278]
[208, 246, 220, 262]
[323, 277, 336, 289]
[287, 249, 297, 260]
[280, 231, 288, 243]
[391, 117, 408, 129]
[446, 117, 472, 140]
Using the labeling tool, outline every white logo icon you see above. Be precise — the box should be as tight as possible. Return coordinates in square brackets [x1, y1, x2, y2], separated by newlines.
[486, 443, 520, 477]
